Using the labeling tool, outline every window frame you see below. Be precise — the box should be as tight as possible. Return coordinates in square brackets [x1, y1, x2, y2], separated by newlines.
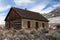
[42, 23, 45, 28]
[27, 21, 30, 28]
[35, 22, 39, 30]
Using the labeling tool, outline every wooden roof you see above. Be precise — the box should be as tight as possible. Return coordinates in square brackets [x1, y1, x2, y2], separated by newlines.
[5, 7, 49, 22]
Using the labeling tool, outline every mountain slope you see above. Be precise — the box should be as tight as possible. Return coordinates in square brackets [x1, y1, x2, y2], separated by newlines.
[44, 7, 60, 18]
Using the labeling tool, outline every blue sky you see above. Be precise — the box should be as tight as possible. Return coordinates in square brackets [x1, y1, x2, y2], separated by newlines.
[0, 0, 60, 24]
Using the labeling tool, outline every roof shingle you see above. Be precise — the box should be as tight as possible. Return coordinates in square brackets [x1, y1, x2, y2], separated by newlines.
[5, 7, 49, 22]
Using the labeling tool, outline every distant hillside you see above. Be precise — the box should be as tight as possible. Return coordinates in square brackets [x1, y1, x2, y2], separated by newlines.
[43, 7, 60, 18]
[42, 7, 60, 26]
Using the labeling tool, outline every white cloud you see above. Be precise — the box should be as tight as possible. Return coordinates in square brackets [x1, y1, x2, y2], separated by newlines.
[29, 4, 60, 13]
[53, 4, 60, 8]
[41, 4, 60, 13]
[0, 5, 11, 12]
[40, 7, 54, 13]
[29, 4, 46, 13]
[0, 12, 8, 25]
[0, 0, 11, 12]
[29, 0, 60, 14]
[29, 2, 50, 13]
[14, 0, 35, 5]
[0, 0, 3, 5]
[29, 0, 52, 13]
[0, 14, 5, 25]
[0, 0, 10, 25]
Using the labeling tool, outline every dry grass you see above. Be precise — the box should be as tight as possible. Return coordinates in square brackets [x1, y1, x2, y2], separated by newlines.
[0, 28, 58, 40]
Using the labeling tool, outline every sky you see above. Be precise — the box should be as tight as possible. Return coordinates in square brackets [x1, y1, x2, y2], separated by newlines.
[0, 0, 60, 24]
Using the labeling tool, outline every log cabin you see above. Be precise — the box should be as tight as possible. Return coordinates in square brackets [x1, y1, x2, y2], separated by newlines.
[4, 7, 49, 31]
